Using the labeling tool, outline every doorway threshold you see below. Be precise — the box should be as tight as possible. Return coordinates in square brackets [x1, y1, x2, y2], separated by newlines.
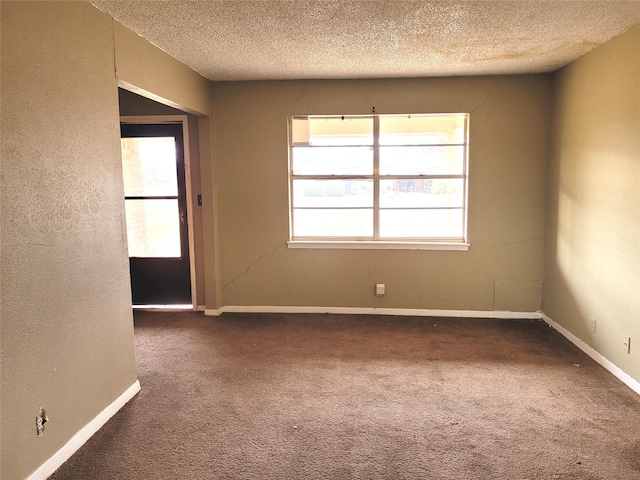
[132, 304, 193, 311]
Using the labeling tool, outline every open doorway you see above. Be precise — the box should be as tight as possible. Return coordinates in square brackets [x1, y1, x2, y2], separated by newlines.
[117, 88, 206, 310]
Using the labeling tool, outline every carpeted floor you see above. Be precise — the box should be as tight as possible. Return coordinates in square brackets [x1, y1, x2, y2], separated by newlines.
[51, 311, 640, 479]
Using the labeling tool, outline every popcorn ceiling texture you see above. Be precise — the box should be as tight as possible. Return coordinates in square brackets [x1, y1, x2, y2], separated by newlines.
[91, 0, 640, 81]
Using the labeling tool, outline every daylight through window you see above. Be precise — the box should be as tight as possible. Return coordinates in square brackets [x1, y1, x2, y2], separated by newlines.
[289, 114, 469, 246]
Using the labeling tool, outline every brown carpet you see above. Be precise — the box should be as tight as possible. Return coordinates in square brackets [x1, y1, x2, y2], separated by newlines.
[50, 311, 640, 479]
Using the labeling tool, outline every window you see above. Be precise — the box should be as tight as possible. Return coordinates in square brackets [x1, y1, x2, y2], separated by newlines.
[289, 114, 469, 249]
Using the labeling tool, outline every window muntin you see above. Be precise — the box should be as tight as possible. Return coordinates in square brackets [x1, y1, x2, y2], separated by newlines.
[289, 114, 469, 243]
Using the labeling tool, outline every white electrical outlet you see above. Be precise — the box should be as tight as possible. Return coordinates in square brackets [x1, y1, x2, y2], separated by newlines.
[623, 336, 631, 354]
[590, 318, 597, 333]
[375, 283, 386, 296]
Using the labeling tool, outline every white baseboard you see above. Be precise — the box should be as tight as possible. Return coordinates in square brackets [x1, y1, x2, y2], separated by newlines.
[27, 380, 141, 480]
[205, 305, 542, 320]
[542, 313, 640, 396]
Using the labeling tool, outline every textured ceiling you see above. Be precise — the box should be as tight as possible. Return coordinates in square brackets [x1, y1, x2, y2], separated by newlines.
[91, 0, 640, 81]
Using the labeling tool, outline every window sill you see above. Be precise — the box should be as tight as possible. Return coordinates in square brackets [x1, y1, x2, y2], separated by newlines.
[287, 241, 470, 251]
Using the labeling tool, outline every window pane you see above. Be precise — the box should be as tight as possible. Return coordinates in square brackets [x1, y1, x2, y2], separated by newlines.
[292, 146, 373, 175]
[379, 145, 465, 175]
[293, 116, 373, 146]
[380, 179, 464, 208]
[293, 179, 373, 208]
[125, 199, 181, 257]
[380, 209, 464, 239]
[293, 209, 373, 237]
[289, 114, 469, 243]
[380, 114, 467, 145]
[121, 137, 178, 197]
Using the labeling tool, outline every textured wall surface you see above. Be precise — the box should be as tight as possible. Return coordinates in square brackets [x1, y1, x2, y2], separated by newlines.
[211, 76, 550, 312]
[0, 2, 138, 479]
[544, 25, 640, 384]
[1, 2, 216, 477]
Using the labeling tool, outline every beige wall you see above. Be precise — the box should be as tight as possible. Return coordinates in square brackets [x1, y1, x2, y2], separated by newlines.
[543, 25, 640, 383]
[211, 76, 550, 311]
[0, 3, 135, 479]
[0, 2, 213, 478]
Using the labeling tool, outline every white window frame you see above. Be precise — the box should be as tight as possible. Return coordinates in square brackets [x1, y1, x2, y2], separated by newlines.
[288, 114, 470, 251]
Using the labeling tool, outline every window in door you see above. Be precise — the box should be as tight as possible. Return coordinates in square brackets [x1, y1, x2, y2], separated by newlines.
[121, 135, 182, 258]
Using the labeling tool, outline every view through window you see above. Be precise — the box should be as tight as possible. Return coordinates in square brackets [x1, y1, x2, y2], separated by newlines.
[289, 114, 469, 244]
[121, 136, 182, 257]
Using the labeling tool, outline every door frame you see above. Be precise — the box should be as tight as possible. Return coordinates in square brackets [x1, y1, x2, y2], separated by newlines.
[120, 115, 198, 309]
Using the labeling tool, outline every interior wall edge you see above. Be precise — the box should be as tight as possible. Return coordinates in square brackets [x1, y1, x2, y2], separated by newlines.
[117, 80, 206, 117]
[113, 19, 212, 116]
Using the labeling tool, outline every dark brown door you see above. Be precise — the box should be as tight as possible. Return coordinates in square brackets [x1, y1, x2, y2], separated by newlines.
[120, 122, 191, 305]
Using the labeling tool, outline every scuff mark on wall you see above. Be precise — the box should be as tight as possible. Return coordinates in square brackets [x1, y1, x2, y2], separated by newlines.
[222, 242, 287, 295]
[475, 235, 544, 250]
[471, 92, 491, 113]
[287, 79, 307, 107]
